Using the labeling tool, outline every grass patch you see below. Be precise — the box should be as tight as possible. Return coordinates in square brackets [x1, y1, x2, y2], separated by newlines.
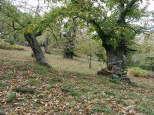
[92, 105, 112, 114]
[48, 77, 63, 84]
[0, 82, 8, 87]
[110, 78, 121, 84]
[128, 67, 150, 78]
[33, 64, 51, 75]
[6, 92, 16, 103]
[0, 72, 16, 80]
[0, 41, 24, 51]
[137, 103, 154, 115]
[104, 89, 116, 96]
[61, 85, 81, 98]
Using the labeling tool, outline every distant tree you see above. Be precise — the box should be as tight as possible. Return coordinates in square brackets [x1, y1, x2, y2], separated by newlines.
[63, 18, 77, 59]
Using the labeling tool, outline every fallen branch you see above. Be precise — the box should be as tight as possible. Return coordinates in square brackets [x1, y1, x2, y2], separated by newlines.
[13, 88, 35, 94]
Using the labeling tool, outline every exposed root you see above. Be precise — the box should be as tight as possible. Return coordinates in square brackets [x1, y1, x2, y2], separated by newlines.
[97, 68, 131, 83]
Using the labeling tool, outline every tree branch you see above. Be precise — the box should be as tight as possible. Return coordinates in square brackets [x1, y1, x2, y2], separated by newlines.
[118, 0, 139, 24]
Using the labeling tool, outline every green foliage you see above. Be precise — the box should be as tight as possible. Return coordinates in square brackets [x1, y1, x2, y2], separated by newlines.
[128, 67, 149, 77]
[131, 32, 154, 70]
[58, 0, 144, 52]
[77, 38, 106, 61]
[77, 39, 98, 56]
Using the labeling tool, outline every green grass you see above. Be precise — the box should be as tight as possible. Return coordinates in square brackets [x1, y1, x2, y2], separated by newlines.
[61, 85, 82, 98]
[0, 72, 16, 80]
[128, 67, 150, 77]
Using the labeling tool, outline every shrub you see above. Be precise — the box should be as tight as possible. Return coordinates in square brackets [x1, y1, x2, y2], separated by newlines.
[0, 40, 24, 50]
[128, 67, 149, 78]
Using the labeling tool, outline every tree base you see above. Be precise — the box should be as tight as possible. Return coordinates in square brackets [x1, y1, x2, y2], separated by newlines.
[97, 68, 131, 83]
[64, 53, 74, 59]
[38, 61, 51, 68]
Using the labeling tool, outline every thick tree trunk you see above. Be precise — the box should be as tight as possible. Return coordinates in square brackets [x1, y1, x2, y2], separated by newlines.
[98, 47, 130, 82]
[63, 35, 75, 59]
[24, 33, 50, 67]
[64, 47, 74, 59]
[63, 18, 77, 59]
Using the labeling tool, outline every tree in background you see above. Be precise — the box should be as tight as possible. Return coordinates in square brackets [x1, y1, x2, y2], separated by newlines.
[63, 18, 77, 59]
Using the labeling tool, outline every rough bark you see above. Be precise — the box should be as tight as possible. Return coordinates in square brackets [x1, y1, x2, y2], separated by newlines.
[64, 47, 75, 59]
[63, 32, 75, 59]
[63, 18, 77, 59]
[24, 33, 50, 67]
[98, 45, 131, 83]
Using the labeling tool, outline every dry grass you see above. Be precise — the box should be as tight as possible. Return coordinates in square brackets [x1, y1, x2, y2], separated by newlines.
[0, 48, 104, 75]
[46, 54, 104, 75]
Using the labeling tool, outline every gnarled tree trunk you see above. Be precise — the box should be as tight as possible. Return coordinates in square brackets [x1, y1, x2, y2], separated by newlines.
[24, 33, 50, 67]
[63, 18, 77, 59]
[63, 36, 75, 59]
[98, 45, 131, 83]
[64, 46, 75, 59]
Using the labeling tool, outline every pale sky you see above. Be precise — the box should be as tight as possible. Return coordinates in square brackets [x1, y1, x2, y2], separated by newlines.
[12, 0, 154, 26]
[12, 0, 63, 14]
[13, 0, 154, 13]
[147, 0, 154, 11]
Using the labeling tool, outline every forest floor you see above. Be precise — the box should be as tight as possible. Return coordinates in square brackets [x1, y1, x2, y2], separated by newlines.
[0, 48, 154, 115]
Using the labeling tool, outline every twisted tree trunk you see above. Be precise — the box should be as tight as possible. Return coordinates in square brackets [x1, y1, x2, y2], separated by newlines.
[64, 37, 75, 59]
[98, 45, 131, 83]
[24, 33, 50, 67]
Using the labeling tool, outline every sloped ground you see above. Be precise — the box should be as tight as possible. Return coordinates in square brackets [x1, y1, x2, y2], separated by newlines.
[0, 49, 154, 115]
[0, 48, 104, 75]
